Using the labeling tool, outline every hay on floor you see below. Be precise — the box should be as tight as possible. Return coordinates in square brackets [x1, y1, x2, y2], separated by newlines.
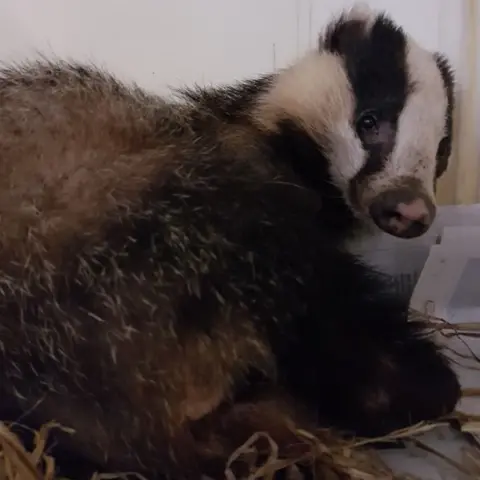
[0, 419, 423, 480]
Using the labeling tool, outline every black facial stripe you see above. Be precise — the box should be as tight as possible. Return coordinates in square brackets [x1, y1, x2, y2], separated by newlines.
[354, 117, 399, 178]
[323, 13, 409, 202]
[433, 53, 455, 179]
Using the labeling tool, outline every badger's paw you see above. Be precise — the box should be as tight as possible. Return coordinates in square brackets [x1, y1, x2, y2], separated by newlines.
[316, 321, 461, 438]
[357, 343, 460, 436]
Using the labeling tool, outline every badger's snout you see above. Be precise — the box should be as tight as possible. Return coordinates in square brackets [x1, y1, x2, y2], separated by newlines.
[368, 185, 436, 239]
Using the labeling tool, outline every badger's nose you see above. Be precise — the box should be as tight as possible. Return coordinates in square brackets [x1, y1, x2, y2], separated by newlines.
[369, 188, 436, 239]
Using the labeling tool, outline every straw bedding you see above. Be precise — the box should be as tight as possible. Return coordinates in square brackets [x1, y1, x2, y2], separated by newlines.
[2, 311, 480, 480]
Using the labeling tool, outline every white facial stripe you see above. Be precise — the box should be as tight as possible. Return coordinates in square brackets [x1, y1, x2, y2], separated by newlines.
[326, 122, 366, 189]
[385, 39, 447, 194]
[256, 52, 352, 133]
[256, 52, 366, 189]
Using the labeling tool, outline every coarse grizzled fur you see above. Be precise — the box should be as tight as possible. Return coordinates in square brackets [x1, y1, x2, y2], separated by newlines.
[0, 4, 460, 480]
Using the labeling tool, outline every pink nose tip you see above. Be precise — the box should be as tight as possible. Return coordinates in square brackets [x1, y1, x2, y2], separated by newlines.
[369, 189, 436, 239]
[394, 198, 430, 226]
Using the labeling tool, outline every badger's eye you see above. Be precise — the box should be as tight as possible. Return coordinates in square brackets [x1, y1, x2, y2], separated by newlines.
[357, 113, 378, 133]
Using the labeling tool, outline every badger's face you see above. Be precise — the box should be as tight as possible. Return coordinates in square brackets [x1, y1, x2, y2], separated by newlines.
[258, 6, 454, 239]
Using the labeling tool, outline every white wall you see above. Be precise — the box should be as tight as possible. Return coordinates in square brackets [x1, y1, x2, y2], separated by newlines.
[0, 0, 467, 93]
[0, 0, 477, 199]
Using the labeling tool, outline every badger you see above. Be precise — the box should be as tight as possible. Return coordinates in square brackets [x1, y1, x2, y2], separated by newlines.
[0, 4, 459, 479]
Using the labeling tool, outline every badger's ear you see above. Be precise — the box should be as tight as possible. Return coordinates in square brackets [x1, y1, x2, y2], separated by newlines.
[433, 52, 456, 179]
[433, 52, 456, 95]
[433, 52, 455, 131]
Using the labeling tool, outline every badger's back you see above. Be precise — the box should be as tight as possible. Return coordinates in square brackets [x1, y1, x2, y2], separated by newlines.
[0, 61, 176, 263]
[0, 61, 288, 264]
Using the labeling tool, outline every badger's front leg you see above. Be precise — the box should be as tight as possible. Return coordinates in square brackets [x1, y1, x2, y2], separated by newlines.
[317, 314, 460, 437]
[278, 254, 461, 438]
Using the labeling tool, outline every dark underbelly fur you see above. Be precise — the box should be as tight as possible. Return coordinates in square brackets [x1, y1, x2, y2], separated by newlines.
[0, 171, 460, 480]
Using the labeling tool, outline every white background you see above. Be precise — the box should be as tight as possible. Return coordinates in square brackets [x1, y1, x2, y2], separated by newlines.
[0, 0, 470, 93]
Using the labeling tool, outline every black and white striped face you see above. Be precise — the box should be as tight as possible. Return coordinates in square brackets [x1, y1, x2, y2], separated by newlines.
[258, 5, 454, 239]
[322, 6, 454, 239]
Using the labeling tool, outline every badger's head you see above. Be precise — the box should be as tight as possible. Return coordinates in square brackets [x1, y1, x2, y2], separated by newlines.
[256, 5, 455, 239]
